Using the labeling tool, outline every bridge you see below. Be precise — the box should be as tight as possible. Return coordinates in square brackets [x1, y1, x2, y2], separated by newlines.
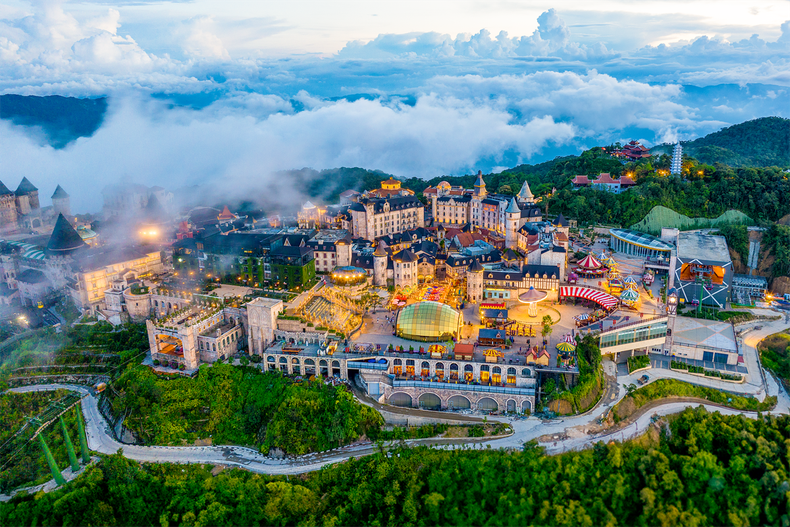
[1, 392, 91, 487]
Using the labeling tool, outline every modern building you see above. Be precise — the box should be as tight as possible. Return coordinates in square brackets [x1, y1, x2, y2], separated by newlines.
[731, 274, 767, 305]
[395, 301, 463, 342]
[609, 228, 674, 260]
[670, 143, 683, 175]
[673, 232, 733, 308]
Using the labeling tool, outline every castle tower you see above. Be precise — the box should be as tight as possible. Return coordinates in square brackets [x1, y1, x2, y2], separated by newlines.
[517, 180, 534, 205]
[335, 234, 353, 268]
[670, 143, 683, 175]
[467, 259, 484, 304]
[51, 185, 71, 218]
[0, 181, 18, 228]
[15, 177, 39, 214]
[373, 240, 388, 286]
[472, 170, 487, 198]
[505, 198, 520, 249]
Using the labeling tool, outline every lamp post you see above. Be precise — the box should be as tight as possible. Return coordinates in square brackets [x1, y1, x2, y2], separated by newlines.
[666, 288, 678, 315]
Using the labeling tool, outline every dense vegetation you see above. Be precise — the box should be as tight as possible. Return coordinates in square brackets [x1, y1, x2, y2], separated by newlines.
[764, 224, 790, 278]
[553, 334, 603, 414]
[627, 355, 650, 373]
[759, 331, 790, 386]
[670, 117, 790, 167]
[4, 408, 790, 525]
[109, 364, 383, 454]
[614, 378, 774, 421]
[0, 391, 82, 493]
[0, 94, 107, 148]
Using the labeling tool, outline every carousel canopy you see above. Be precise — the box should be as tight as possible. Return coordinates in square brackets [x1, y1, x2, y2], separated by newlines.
[620, 288, 640, 302]
[624, 275, 638, 284]
[577, 254, 602, 270]
[556, 342, 576, 352]
[518, 286, 548, 304]
[604, 257, 617, 268]
[561, 334, 576, 344]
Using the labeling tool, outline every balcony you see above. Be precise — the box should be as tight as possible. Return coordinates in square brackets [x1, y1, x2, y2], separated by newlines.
[392, 378, 535, 396]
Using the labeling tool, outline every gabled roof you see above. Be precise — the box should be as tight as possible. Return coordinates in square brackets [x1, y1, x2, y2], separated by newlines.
[595, 173, 619, 185]
[47, 214, 87, 254]
[15, 177, 38, 195]
[51, 185, 69, 199]
[217, 205, 235, 220]
[571, 175, 590, 185]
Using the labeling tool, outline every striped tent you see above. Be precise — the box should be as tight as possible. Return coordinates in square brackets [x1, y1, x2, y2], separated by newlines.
[556, 342, 575, 352]
[560, 286, 619, 309]
[561, 334, 576, 344]
[624, 275, 638, 285]
[577, 254, 602, 270]
[603, 257, 617, 268]
[574, 313, 589, 321]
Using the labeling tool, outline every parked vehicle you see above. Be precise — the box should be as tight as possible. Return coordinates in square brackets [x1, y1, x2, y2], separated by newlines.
[637, 374, 650, 385]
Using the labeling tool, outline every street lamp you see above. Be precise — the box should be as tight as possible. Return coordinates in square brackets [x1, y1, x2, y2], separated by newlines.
[666, 288, 678, 315]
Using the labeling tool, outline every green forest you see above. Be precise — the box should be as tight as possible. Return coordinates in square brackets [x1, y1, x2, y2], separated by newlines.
[108, 364, 383, 454]
[0, 391, 83, 493]
[3, 407, 790, 526]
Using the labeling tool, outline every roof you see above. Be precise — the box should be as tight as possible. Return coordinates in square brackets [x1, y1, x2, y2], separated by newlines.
[51, 185, 69, 199]
[393, 250, 418, 263]
[468, 259, 484, 272]
[73, 246, 157, 272]
[619, 176, 636, 186]
[520, 205, 542, 219]
[47, 214, 87, 254]
[506, 198, 520, 214]
[676, 232, 731, 263]
[15, 177, 38, 195]
[481, 309, 509, 319]
[17, 268, 47, 284]
[217, 206, 236, 220]
[594, 173, 619, 185]
[553, 213, 569, 227]
[0, 181, 11, 196]
[374, 240, 388, 257]
[454, 232, 485, 248]
[610, 229, 673, 253]
[572, 175, 590, 185]
[454, 343, 475, 355]
[474, 171, 485, 187]
[478, 328, 507, 340]
[517, 180, 534, 201]
[339, 189, 360, 198]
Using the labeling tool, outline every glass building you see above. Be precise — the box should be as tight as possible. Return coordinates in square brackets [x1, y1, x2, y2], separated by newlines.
[396, 301, 463, 342]
[609, 228, 673, 259]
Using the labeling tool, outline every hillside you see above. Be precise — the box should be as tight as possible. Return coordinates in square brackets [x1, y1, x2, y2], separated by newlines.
[656, 117, 790, 167]
[0, 94, 107, 148]
[630, 206, 754, 234]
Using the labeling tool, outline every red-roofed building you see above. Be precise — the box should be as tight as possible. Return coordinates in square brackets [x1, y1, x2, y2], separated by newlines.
[612, 140, 652, 161]
[571, 175, 590, 187]
[572, 173, 637, 194]
[217, 206, 237, 223]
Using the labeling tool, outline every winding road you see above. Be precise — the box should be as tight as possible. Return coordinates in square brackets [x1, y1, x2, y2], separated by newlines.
[7, 314, 790, 478]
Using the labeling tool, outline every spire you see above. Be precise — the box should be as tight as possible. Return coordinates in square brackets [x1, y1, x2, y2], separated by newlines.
[0, 181, 12, 196]
[46, 214, 87, 255]
[506, 197, 520, 214]
[51, 185, 69, 199]
[517, 180, 534, 203]
[474, 170, 485, 188]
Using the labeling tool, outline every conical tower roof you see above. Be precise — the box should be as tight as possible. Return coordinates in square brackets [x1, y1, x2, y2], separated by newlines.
[51, 185, 69, 199]
[47, 214, 87, 254]
[474, 170, 485, 188]
[217, 205, 235, 220]
[374, 240, 388, 257]
[553, 213, 568, 227]
[15, 177, 38, 196]
[506, 197, 520, 214]
[517, 180, 534, 202]
[0, 181, 12, 196]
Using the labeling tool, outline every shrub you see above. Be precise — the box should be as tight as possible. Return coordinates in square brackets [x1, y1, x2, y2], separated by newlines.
[153, 359, 160, 366]
[627, 355, 650, 373]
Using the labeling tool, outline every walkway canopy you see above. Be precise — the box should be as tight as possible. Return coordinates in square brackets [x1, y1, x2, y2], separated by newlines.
[560, 286, 618, 309]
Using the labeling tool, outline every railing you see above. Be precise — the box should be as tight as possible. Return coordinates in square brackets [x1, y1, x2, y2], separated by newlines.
[348, 362, 388, 370]
[599, 315, 668, 335]
[392, 379, 535, 395]
[600, 328, 668, 348]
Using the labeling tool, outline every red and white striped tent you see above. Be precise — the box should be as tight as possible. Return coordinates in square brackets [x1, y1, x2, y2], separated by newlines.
[577, 254, 603, 270]
[560, 286, 618, 309]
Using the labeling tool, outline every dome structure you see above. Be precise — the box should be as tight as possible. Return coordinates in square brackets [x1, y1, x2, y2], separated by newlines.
[518, 286, 548, 317]
[396, 301, 462, 342]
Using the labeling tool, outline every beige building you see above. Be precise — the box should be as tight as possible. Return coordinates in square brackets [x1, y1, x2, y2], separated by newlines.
[349, 195, 425, 241]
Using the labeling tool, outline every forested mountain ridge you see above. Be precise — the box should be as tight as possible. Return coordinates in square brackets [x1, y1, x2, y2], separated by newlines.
[654, 116, 790, 167]
[0, 94, 107, 148]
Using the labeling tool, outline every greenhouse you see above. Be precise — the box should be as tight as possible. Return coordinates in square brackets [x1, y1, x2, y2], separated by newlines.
[396, 301, 463, 342]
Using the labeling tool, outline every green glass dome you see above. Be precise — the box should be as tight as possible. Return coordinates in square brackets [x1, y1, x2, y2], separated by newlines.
[396, 301, 463, 342]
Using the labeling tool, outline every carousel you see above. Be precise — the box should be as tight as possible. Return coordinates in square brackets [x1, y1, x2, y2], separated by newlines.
[575, 254, 607, 277]
[619, 287, 641, 308]
[518, 286, 548, 317]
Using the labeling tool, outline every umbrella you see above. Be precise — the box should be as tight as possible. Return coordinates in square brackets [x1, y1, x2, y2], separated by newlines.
[556, 342, 576, 352]
[574, 313, 589, 321]
[562, 334, 576, 344]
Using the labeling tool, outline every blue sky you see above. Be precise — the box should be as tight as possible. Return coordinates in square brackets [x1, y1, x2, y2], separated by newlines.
[0, 0, 788, 212]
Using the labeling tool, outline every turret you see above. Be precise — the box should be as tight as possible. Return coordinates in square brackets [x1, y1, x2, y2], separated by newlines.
[505, 198, 520, 249]
[335, 234, 353, 268]
[467, 259, 484, 304]
[472, 170, 487, 198]
[517, 180, 534, 204]
[373, 240, 388, 286]
[46, 213, 87, 257]
[15, 177, 39, 214]
[51, 185, 71, 218]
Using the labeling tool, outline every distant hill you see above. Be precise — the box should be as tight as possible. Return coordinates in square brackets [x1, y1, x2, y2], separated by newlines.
[0, 94, 107, 148]
[655, 117, 790, 167]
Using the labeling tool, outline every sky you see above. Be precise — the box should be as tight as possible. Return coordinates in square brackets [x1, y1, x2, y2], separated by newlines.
[0, 0, 789, 212]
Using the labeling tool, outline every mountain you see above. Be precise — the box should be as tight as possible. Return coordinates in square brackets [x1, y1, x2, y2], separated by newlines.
[657, 117, 790, 167]
[0, 94, 107, 148]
